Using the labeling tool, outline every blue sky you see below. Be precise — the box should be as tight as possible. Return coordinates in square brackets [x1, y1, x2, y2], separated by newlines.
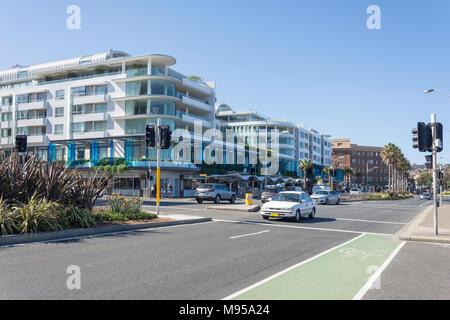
[1, 0, 450, 164]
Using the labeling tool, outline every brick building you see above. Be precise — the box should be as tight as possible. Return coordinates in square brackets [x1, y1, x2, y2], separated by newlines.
[332, 139, 389, 189]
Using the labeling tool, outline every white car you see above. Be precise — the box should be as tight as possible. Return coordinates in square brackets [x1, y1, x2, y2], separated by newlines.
[260, 191, 317, 222]
[350, 188, 362, 196]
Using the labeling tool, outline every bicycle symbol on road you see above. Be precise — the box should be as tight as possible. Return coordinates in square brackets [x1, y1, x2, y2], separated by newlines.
[339, 248, 385, 260]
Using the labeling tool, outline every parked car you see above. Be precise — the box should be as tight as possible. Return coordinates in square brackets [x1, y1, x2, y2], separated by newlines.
[286, 186, 303, 192]
[260, 191, 317, 222]
[420, 193, 432, 200]
[310, 190, 341, 205]
[195, 184, 236, 204]
[261, 186, 282, 203]
[350, 188, 362, 196]
[312, 185, 331, 195]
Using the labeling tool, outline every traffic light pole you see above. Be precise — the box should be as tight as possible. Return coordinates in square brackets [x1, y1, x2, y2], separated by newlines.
[431, 113, 438, 235]
[156, 118, 161, 216]
[330, 166, 334, 191]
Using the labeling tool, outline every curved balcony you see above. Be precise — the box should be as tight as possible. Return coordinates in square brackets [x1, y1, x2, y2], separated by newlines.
[181, 95, 211, 113]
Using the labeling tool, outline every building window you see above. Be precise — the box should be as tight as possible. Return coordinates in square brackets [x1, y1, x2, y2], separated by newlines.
[55, 107, 64, 117]
[55, 90, 65, 100]
[54, 124, 64, 135]
[1, 128, 11, 138]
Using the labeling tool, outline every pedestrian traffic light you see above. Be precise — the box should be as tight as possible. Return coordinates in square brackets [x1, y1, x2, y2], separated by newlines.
[438, 169, 444, 184]
[146, 124, 156, 148]
[435, 122, 443, 152]
[250, 167, 256, 176]
[15, 135, 27, 153]
[159, 125, 172, 150]
[412, 122, 432, 152]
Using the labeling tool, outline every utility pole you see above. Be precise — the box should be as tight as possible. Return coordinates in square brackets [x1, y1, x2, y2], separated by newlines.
[431, 113, 438, 235]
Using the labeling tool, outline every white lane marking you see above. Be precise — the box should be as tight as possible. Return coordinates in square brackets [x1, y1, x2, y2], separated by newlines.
[344, 204, 422, 210]
[213, 219, 391, 236]
[0, 221, 216, 248]
[332, 217, 406, 225]
[223, 233, 368, 300]
[230, 230, 270, 239]
[419, 201, 432, 207]
[353, 241, 406, 300]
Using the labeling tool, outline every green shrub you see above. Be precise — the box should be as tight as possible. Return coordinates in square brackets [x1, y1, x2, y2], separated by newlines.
[109, 195, 142, 216]
[0, 154, 109, 211]
[12, 199, 64, 234]
[363, 192, 413, 200]
[94, 211, 129, 222]
[0, 198, 17, 236]
[93, 210, 157, 222]
[58, 206, 96, 229]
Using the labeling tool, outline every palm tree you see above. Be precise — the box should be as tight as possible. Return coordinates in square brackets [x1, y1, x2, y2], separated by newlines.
[298, 160, 313, 190]
[344, 168, 355, 185]
[381, 143, 397, 192]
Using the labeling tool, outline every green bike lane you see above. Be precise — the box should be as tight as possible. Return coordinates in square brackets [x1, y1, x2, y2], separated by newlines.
[224, 233, 403, 300]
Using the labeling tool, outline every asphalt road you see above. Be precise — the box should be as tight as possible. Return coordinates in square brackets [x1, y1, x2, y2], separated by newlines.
[0, 197, 447, 300]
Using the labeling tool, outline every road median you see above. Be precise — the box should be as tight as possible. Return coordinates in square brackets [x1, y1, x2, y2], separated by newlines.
[396, 204, 450, 244]
[0, 216, 212, 247]
[206, 204, 261, 212]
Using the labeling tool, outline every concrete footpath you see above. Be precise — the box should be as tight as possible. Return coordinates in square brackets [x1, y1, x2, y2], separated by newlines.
[397, 203, 450, 244]
[0, 214, 211, 247]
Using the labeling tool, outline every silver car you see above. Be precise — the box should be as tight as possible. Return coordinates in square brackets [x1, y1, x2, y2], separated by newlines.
[310, 190, 341, 205]
[195, 184, 236, 204]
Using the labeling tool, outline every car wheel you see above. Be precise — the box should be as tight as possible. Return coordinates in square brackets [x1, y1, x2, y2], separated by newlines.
[336, 198, 340, 205]
[263, 216, 269, 220]
[309, 208, 316, 220]
[196, 198, 203, 204]
[230, 195, 236, 204]
[294, 210, 301, 222]
[325, 199, 329, 205]
[215, 195, 221, 204]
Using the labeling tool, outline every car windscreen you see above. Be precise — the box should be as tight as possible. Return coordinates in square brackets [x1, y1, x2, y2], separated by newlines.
[264, 188, 278, 193]
[198, 184, 213, 189]
[272, 193, 300, 202]
[315, 191, 329, 195]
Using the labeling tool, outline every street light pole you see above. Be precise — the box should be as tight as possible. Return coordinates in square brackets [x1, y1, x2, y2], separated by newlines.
[366, 163, 378, 192]
[424, 90, 442, 236]
[431, 113, 438, 235]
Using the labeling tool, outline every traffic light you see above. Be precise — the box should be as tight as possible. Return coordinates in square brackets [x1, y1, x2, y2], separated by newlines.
[412, 122, 432, 152]
[15, 135, 27, 153]
[438, 169, 444, 184]
[146, 124, 156, 148]
[250, 167, 256, 176]
[425, 155, 432, 169]
[435, 122, 443, 152]
[159, 125, 172, 150]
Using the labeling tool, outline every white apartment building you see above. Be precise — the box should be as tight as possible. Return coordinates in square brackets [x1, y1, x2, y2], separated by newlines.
[216, 104, 299, 175]
[216, 104, 332, 176]
[296, 124, 332, 167]
[0, 49, 216, 197]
